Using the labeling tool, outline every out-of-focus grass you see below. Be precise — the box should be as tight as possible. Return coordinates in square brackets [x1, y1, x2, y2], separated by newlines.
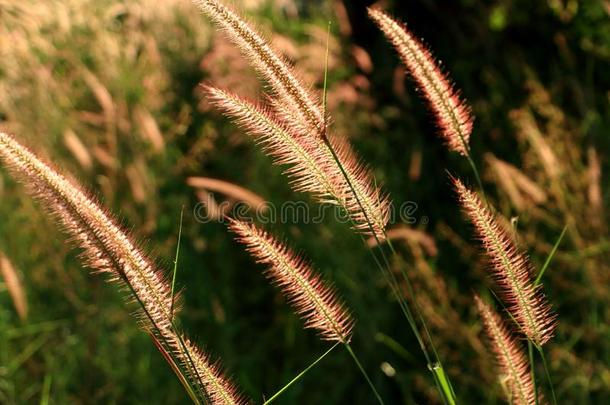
[0, 0, 609, 403]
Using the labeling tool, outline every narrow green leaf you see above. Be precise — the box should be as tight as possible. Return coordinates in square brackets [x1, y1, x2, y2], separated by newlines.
[263, 343, 339, 405]
[322, 20, 331, 131]
[429, 363, 457, 405]
[535, 225, 568, 286]
[170, 206, 185, 319]
[39, 374, 52, 405]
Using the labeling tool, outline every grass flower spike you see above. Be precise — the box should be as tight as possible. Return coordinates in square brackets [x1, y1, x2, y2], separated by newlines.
[368, 8, 473, 156]
[193, 0, 324, 135]
[229, 219, 353, 343]
[196, 0, 389, 238]
[474, 295, 537, 405]
[455, 178, 556, 346]
[205, 87, 337, 199]
[229, 221, 387, 403]
[0, 132, 243, 405]
[204, 87, 389, 239]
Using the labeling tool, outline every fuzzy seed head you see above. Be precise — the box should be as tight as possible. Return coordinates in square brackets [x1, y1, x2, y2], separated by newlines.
[206, 86, 390, 239]
[455, 178, 556, 346]
[368, 8, 473, 156]
[0, 132, 244, 405]
[229, 219, 354, 343]
[196, 0, 389, 239]
[182, 338, 247, 405]
[193, 0, 324, 135]
[475, 295, 538, 405]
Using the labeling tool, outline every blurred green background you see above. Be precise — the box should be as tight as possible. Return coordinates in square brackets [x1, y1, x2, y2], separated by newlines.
[0, 0, 609, 403]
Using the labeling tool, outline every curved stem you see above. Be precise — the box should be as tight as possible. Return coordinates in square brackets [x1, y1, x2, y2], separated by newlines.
[464, 151, 486, 206]
[344, 343, 385, 405]
[263, 343, 340, 405]
[538, 346, 558, 405]
[171, 206, 185, 319]
[323, 133, 456, 404]
[320, 24, 453, 404]
[386, 238, 456, 405]
[528, 341, 539, 405]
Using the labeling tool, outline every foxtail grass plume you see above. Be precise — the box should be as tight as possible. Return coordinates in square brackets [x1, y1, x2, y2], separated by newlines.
[455, 178, 556, 346]
[475, 295, 538, 405]
[0, 132, 243, 405]
[193, 0, 324, 136]
[229, 219, 354, 343]
[195, 0, 389, 238]
[205, 86, 389, 239]
[368, 8, 473, 156]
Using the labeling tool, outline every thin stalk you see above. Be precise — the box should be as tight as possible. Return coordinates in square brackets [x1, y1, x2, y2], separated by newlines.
[120, 271, 207, 404]
[321, 22, 453, 404]
[321, 21, 331, 125]
[171, 206, 185, 319]
[323, 138, 424, 349]
[386, 238, 456, 405]
[344, 343, 385, 405]
[66, 206, 207, 404]
[342, 216, 429, 370]
[361, 232, 430, 359]
[151, 334, 202, 405]
[386, 238, 440, 360]
[464, 151, 486, 205]
[321, 22, 429, 356]
[453, 127, 486, 204]
[535, 225, 567, 286]
[263, 343, 340, 405]
[322, 81, 454, 405]
[530, 225, 563, 405]
[538, 346, 558, 405]
[324, 136, 453, 402]
[528, 341, 539, 405]
[368, 240, 432, 367]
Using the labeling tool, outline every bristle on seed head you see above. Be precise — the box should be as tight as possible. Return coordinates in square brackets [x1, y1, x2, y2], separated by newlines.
[455, 178, 556, 346]
[368, 8, 473, 156]
[229, 219, 354, 343]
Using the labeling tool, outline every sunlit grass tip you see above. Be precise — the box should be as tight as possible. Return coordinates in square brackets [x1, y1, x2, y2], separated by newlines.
[368, 7, 473, 156]
[455, 178, 556, 346]
[474, 294, 538, 405]
[193, 0, 324, 135]
[0, 131, 245, 405]
[205, 85, 390, 239]
[228, 218, 354, 343]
